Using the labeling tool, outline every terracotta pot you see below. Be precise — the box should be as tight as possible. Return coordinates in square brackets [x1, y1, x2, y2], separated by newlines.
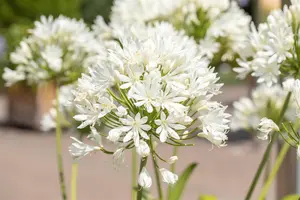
[7, 82, 56, 129]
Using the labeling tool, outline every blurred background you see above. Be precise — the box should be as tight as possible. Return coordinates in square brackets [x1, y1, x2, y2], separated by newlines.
[0, 0, 295, 199]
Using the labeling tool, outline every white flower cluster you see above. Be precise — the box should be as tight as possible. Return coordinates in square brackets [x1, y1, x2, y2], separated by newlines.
[234, 0, 300, 86]
[3, 15, 103, 86]
[109, 0, 251, 63]
[231, 83, 296, 132]
[69, 23, 230, 187]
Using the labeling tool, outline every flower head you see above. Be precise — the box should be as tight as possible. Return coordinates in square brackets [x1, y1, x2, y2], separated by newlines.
[234, 1, 300, 86]
[3, 15, 102, 86]
[107, 0, 251, 64]
[70, 23, 229, 189]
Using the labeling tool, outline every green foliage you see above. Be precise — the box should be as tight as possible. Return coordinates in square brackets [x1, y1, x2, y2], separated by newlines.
[183, 8, 211, 42]
[168, 163, 198, 200]
[281, 194, 300, 200]
[81, 0, 113, 24]
[0, 0, 81, 27]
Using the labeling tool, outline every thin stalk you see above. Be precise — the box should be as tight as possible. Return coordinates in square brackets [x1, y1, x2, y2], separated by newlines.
[150, 137, 163, 200]
[137, 157, 148, 200]
[55, 86, 67, 200]
[258, 142, 290, 199]
[132, 150, 137, 200]
[71, 162, 78, 200]
[168, 146, 178, 199]
[245, 92, 291, 200]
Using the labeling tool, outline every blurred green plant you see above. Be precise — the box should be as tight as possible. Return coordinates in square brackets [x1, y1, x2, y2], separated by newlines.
[281, 194, 300, 200]
[81, 0, 113, 24]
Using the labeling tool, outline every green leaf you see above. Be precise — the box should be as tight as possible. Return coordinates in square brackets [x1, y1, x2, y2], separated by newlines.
[199, 195, 218, 200]
[281, 194, 300, 200]
[168, 163, 198, 200]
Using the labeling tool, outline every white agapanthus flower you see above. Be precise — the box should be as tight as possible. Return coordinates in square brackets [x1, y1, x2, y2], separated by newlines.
[70, 23, 230, 188]
[231, 84, 297, 132]
[234, 0, 300, 86]
[107, 0, 251, 63]
[160, 168, 178, 185]
[138, 167, 152, 188]
[257, 118, 279, 140]
[3, 15, 103, 86]
[69, 137, 101, 160]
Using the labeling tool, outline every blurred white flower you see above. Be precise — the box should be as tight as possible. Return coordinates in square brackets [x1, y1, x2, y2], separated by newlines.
[107, 0, 251, 64]
[231, 84, 296, 132]
[257, 118, 279, 140]
[3, 15, 101, 86]
[167, 156, 178, 164]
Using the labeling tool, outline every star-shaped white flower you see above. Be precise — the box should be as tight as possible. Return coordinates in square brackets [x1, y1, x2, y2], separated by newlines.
[120, 113, 151, 146]
[155, 112, 185, 142]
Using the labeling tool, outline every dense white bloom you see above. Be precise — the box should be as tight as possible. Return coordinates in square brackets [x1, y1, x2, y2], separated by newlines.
[138, 168, 152, 188]
[160, 168, 178, 185]
[107, 0, 251, 63]
[2, 68, 25, 87]
[257, 118, 279, 140]
[69, 137, 100, 160]
[71, 23, 229, 188]
[234, 1, 300, 85]
[198, 103, 231, 147]
[283, 78, 295, 92]
[3, 15, 102, 86]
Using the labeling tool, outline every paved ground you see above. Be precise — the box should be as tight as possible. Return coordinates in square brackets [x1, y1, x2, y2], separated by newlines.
[0, 127, 276, 200]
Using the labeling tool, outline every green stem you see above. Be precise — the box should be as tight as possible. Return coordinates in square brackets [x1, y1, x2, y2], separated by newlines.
[168, 146, 178, 199]
[245, 92, 291, 200]
[136, 157, 148, 200]
[258, 142, 290, 199]
[150, 137, 163, 200]
[132, 150, 137, 200]
[55, 86, 67, 200]
[71, 162, 78, 200]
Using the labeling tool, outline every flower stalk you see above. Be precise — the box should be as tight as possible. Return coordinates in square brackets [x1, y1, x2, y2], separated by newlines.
[132, 150, 137, 200]
[168, 146, 178, 198]
[258, 142, 290, 199]
[71, 162, 78, 200]
[55, 85, 67, 200]
[150, 137, 163, 200]
[245, 91, 291, 200]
